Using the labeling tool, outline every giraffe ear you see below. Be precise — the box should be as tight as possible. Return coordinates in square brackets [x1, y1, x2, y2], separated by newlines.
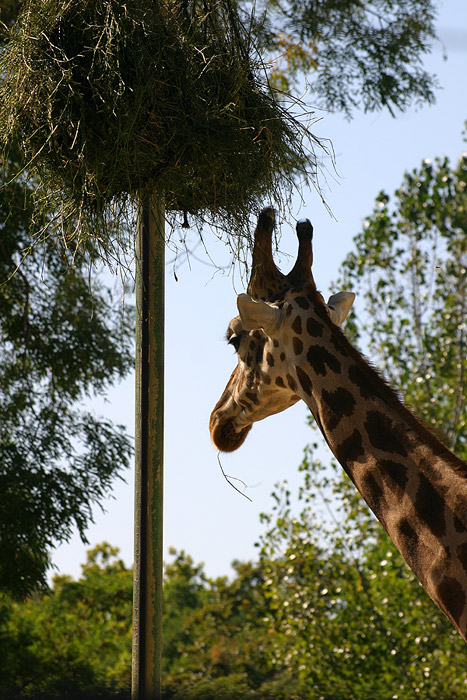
[237, 294, 282, 334]
[326, 291, 355, 326]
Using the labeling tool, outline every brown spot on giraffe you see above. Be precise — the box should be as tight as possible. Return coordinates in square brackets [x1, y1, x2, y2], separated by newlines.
[396, 517, 430, 589]
[414, 474, 446, 538]
[457, 542, 467, 576]
[365, 410, 407, 457]
[348, 364, 377, 400]
[335, 429, 365, 471]
[321, 387, 356, 429]
[292, 315, 302, 334]
[397, 517, 419, 557]
[296, 366, 312, 396]
[245, 391, 260, 406]
[245, 370, 254, 389]
[438, 578, 466, 626]
[292, 337, 304, 356]
[295, 296, 310, 310]
[307, 345, 342, 376]
[255, 344, 264, 366]
[286, 374, 297, 392]
[306, 317, 324, 337]
[380, 459, 409, 494]
[362, 470, 385, 527]
[331, 333, 348, 355]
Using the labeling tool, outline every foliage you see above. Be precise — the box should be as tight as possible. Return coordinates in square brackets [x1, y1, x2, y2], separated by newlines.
[162, 464, 467, 696]
[164, 559, 275, 693]
[0, 150, 134, 598]
[0, 0, 19, 36]
[253, 456, 467, 699]
[1, 0, 440, 121]
[162, 548, 212, 675]
[338, 149, 467, 457]
[0, 0, 319, 249]
[3, 478, 467, 699]
[0, 544, 133, 698]
[0, 0, 440, 254]
[248, 0, 438, 117]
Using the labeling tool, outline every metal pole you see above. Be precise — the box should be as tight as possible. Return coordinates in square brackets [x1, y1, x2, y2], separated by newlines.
[132, 193, 165, 700]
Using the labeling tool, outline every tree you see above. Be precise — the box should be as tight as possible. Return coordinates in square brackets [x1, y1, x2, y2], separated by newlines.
[0, 543, 133, 697]
[2, 0, 439, 120]
[0, 0, 440, 597]
[339, 148, 467, 457]
[0, 1, 135, 599]
[163, 558, 275, 694]
[245, 0, 438, 116]
[252, 455, 467, 700]
[0, 0, 446, 693]
[0, 149, 134, 597]
[162, 548, 212, 677]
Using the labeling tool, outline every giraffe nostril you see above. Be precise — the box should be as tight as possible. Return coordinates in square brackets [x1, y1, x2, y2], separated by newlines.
[210, 418, 251, 452]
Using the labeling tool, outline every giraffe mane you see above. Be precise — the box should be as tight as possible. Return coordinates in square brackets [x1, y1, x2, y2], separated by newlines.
[308, 286, 467, 476]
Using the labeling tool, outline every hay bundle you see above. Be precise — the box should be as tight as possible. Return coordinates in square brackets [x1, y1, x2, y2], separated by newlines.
[0, 0, 318, 245]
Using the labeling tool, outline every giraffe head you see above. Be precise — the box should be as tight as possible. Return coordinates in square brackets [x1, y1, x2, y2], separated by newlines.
[210, 207, 355, 452]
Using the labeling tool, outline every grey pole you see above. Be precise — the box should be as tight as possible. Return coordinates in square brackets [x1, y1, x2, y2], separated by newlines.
[132, 193, 165, 700]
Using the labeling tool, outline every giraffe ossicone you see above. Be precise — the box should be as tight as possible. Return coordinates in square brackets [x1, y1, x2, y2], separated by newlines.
[210, 206, 467, 643]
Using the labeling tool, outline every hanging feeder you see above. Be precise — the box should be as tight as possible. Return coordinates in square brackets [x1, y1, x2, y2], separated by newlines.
[0, 0, 320, 250]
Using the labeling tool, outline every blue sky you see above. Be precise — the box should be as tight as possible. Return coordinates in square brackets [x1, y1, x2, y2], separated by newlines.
[52, 0, 467, 582]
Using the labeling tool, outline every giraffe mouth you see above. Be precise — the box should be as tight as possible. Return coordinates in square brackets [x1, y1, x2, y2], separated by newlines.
[210, 415, 252, 452]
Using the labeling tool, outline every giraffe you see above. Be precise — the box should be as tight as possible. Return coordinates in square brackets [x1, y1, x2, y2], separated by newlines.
[210, 206, 467, 642]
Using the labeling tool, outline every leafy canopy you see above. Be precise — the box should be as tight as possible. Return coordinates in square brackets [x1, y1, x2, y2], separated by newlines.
[0, 0, 319, 248]
[247, 0, 438, 117]
[339, 148, 467, 457]
[2, 0, 439, 121]
[0, 543, 133, 697]
[0, 149, 134, 598]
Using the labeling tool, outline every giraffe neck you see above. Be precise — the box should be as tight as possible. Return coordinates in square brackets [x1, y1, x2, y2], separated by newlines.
[290, 294, 467, 639]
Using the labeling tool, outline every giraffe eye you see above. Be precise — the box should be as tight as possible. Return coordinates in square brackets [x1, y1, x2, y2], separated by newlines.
[228, 334, 241, 352]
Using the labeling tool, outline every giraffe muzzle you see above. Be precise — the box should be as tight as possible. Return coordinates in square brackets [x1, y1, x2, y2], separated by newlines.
[209, 413, 252, 452]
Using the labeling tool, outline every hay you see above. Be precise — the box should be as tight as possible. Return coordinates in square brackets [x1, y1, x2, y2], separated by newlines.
[0, 0, 321, 249]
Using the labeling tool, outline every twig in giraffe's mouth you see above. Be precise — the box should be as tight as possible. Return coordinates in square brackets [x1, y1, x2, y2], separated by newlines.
[216, 453, 253, 503]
